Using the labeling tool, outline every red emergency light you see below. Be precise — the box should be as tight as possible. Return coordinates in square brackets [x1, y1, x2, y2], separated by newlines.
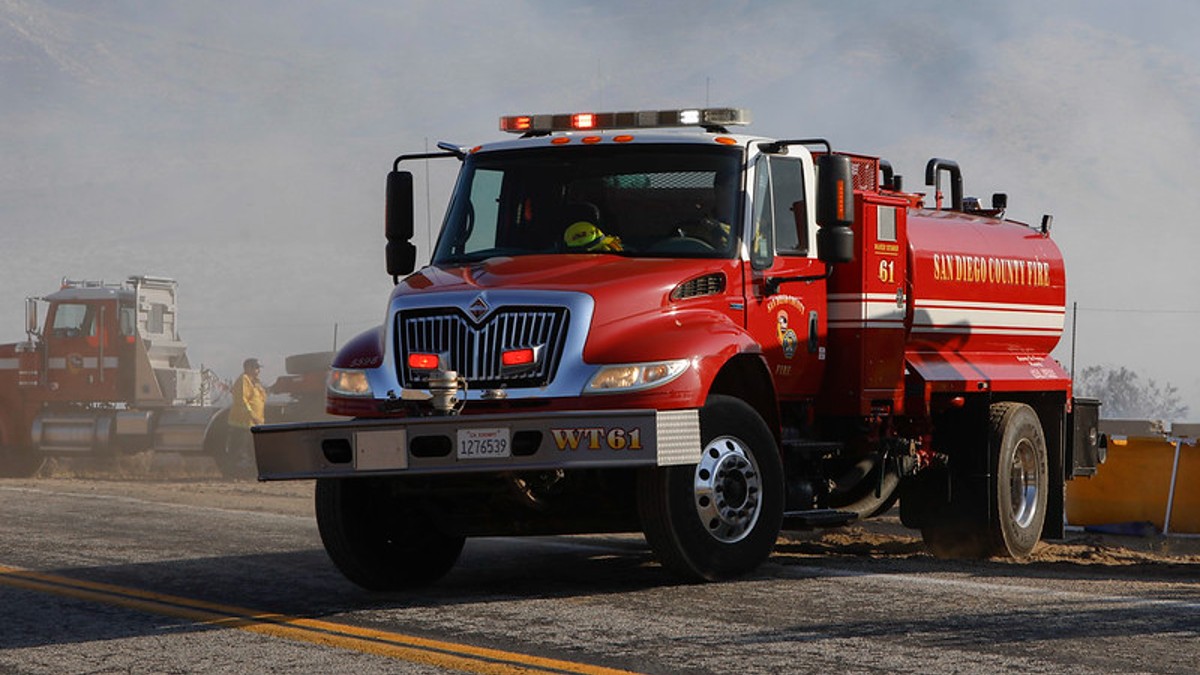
[408, 353, 440, 370]
[499, 107, 751, 134]
[501, 348, 536, 367]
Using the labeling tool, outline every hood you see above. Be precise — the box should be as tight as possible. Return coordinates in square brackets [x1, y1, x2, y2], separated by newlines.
[396, 255, 740, 324]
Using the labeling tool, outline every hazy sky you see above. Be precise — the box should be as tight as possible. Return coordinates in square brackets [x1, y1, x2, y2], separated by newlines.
[3, 1, 1199, 417]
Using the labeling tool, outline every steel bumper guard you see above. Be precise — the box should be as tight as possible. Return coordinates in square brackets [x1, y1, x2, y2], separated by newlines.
[253, 409, 701, 480]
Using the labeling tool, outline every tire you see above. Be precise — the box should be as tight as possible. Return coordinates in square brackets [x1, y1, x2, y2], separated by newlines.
[0, 446, 44, 478]
[637, 395, 784, 582]
[918, 402, 1048, 559]
[987, 402, 1048, 558]
[315, 477, 465, 591]
[912, 408, 989, 558]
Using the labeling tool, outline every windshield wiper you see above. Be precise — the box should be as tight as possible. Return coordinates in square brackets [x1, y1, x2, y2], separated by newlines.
[437, 248, 528, 265]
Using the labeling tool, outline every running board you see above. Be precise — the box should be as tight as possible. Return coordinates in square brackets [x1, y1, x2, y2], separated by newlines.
[782, 509, 859, 530]
[781, 439, 843, 459]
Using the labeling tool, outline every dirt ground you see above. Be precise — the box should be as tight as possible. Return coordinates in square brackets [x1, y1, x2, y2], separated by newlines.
[779, 519, 1200, 568]
[16, 456, 1200, 571]
[22, 456, 315, 518]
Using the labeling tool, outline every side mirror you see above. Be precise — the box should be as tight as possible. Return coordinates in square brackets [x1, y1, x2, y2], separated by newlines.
[817, 227, 854, 265]
[386, 241, 417, 277]
[816, 154, 855, 263]
[25, 298, 38, 336]
[386, 170, 415, 242]
[385, 171, 416, 277]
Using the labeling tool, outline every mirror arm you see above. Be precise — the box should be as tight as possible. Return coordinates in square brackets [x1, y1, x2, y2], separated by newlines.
[764, 264, 835, 295]
[392, 150, 461, 171]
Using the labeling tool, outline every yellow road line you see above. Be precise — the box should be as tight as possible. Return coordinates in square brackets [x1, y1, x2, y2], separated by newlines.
[0, 565, 640, 675]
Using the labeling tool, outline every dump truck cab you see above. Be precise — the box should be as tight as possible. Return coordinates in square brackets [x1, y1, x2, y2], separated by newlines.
[0, 276, 230, 477]
[26, 276, 202, 406]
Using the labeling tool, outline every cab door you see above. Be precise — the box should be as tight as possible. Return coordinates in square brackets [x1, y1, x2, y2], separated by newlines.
[43, 298, 126, 401]
[44, 300, 100, 398]
[743, 153, 827, 398]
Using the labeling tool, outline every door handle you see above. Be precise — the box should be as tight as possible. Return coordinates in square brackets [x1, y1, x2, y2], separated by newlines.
[808, 311, 819, 353]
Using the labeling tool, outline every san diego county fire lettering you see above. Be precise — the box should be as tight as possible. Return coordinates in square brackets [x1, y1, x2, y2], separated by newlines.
[253, 107, 1102, 589]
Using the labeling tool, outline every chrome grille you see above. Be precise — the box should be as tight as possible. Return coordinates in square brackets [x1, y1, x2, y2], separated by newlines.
[397, 306, 570, 388]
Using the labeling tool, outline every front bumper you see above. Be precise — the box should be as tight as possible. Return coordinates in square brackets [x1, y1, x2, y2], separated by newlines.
[253, 408, 701, 480]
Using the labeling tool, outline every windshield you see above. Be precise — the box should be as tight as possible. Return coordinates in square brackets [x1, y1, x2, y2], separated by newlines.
[432, 144, 743, 264]
[50, 303, 94, 338]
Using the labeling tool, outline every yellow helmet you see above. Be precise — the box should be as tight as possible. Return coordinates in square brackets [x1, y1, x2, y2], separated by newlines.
[563, 221, 622, 252]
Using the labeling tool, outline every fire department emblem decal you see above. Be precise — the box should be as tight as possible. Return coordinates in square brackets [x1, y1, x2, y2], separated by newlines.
[768, 295, 806, 360]
[777, 311, 798, 359]
[467, 294, 491, 321]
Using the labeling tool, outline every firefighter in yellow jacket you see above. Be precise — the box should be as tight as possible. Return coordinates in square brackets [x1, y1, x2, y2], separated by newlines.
[223, 357, 268, 477]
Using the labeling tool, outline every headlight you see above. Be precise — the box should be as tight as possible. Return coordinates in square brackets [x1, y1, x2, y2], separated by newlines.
[584, 359, 689, 394]
[327, 368, 373, 397]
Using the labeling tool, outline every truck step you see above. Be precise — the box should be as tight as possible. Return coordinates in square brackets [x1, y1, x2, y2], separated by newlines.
[781, 509, 859, 530]
[780, 439, 843, 459]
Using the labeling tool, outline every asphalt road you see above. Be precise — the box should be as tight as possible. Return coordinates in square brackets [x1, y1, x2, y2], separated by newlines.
[1, 476, 1198, 674]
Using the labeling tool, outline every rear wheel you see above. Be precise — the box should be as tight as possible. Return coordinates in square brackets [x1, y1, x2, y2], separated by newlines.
[921, 518, 990, 559]
[637, 395, 784, 582]
[315, 477, 465, 590]
[988, 402, 1048, 558]
[919, 402, 1048, 559]
[0, 445, 44, 478]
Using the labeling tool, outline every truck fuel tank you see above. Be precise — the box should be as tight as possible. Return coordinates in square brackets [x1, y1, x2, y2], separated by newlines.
[31, 414, 114, 453]
[30, 406, 225, 456]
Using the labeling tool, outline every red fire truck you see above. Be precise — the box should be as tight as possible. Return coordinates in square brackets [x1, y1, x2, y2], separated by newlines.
[0, 276, 333, 478]
[253, 107, 1102, 588]
[0, 276, 235, 476]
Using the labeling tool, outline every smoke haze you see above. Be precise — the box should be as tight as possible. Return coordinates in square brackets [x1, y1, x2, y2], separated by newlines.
[3, 0, 1199, 416]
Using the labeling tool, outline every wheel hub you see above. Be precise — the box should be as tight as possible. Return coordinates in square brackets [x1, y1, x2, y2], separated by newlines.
[1009, 438, 1041, 528]
[694, 436, 762, 543]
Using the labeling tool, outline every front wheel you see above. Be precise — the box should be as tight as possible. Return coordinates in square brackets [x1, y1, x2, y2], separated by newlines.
[637, 395, 784, 582]
[315, 477, 465, 591]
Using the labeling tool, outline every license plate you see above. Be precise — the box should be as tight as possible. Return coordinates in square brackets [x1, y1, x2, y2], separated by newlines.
[457, 427, 511, 459]
[354, 430, 408, 470]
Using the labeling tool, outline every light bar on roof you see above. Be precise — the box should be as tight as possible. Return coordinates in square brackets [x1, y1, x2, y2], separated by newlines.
[499, 107, 751, 134]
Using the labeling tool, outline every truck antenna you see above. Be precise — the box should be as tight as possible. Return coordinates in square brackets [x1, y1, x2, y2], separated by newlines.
[424, 137, 434, 258]
[1070, 301, 1078, 382]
